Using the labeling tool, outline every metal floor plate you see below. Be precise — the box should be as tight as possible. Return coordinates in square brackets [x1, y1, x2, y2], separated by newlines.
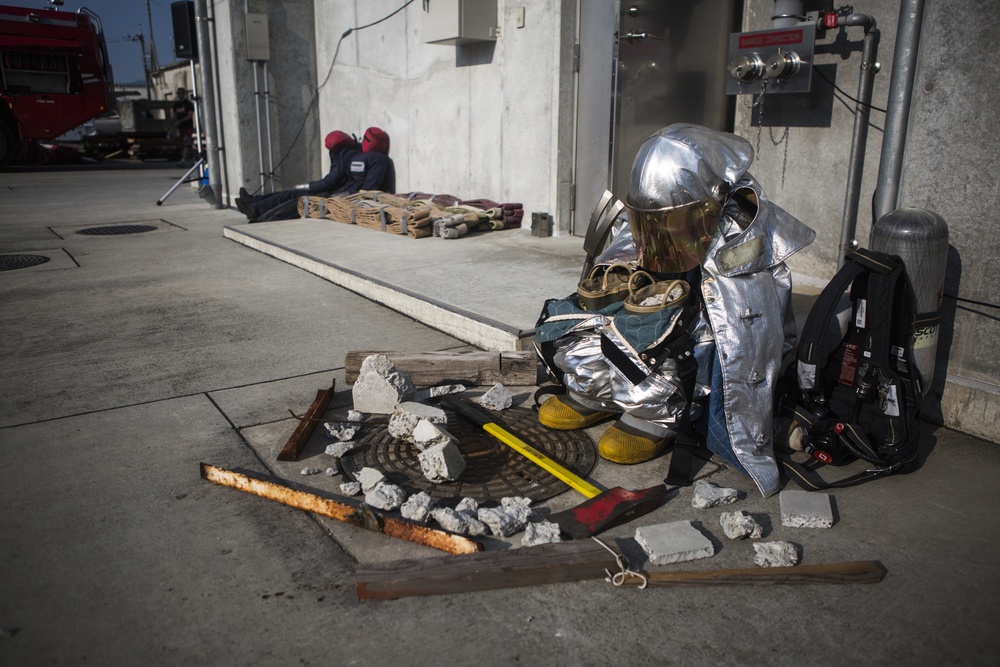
[340, 407, 597, 503]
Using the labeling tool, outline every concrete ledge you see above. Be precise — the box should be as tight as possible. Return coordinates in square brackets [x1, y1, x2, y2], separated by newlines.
[931, 374, 1000, 445]
[224, 225, 532, 352]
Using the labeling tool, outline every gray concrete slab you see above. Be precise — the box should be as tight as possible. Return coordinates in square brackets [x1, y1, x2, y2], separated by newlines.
[2, 162, 1000, 665]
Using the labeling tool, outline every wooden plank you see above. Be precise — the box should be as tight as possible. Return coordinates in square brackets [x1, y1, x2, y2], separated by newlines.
[621, 561, 884, 587]
[276, 381, 335, 462]
[344, 350, 539, 386]
[355, 540, 616, 600]
[200, 463, 482, 555]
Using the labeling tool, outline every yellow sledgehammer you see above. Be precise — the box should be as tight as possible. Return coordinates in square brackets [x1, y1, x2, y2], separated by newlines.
[441, 396, 667, 538]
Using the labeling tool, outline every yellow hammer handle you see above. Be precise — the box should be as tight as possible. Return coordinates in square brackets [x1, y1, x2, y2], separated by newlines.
[482, 422, 603, 498]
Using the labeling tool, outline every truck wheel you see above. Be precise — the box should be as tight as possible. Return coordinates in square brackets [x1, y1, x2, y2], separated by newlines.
[0, 121, 17, 168]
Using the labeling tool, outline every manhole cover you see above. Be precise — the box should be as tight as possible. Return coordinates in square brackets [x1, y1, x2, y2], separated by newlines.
[0, 254, 50, 271]
[340, 407, 597, 503]
[76, 224, 158, 236]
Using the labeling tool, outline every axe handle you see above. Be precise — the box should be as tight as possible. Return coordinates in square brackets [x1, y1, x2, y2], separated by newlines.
[441, 396, 603, 498]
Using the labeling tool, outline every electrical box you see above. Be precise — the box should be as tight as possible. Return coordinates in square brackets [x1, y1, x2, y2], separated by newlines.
[245, 13, 269, 61]
[423, 0, 498, 45]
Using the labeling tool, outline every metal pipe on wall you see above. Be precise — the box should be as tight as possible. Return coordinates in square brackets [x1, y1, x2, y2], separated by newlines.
[207, 0, 230, 207]
[837, 13, 878, 267]
[263, 61, 275, 193]
[193, 0, 222, 208]
[872, 0, 926, 220]
[252, 63, 265, 190]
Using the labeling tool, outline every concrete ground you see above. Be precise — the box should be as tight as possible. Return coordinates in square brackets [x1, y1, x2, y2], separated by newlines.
[1, 162, 999, 666]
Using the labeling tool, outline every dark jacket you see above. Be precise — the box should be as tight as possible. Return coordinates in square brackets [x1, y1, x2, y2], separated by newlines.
[345, 151, 395, 194]
[307, 144, 361, 194]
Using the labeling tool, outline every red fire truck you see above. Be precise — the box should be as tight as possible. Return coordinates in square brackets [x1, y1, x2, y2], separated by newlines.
[0, 1, 114, 166]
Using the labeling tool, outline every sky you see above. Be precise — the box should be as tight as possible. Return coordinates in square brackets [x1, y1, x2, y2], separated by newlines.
[5, 0, 180, 85]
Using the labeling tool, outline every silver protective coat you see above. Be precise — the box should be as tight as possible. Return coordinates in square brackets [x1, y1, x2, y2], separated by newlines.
[556, 125, 815, 496]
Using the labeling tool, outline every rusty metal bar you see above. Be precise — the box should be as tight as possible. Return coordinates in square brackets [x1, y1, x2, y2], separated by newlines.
[199, 463, 482, 555]
[277, 380, 335, 462]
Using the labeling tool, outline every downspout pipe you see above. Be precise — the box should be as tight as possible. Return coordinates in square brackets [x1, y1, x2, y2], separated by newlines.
[837, 13, 878, 267]
[193, 0, 222, 208]
[872, 0, 926, 220]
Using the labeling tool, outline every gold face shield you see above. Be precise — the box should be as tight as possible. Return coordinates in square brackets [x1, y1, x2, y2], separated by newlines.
[626, 199, 723, 273]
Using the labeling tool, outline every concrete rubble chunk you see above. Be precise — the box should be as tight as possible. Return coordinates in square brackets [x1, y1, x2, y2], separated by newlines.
[780, 490, 834, 528]
[325, 467, 339, 477]
[347, 409, 365, 422]
[753, 541, 800, 567]
[455, 497, 479, 517]
[418, 442, 467, 483]
[357, 467, 387, 493]
[411, 419, 457, 451]
[324, 422, 360, 441]
[325, 441, 362, 458]
[339, 481, 362, 496]
[414, 384, 467, 402]
[388, 402, 448, 442]
[522, 521, 563, 547]
[431, 507, 472, 534]
[719, 510, 764, 540]
[300, 467, 323, 476]
[501, 496, 532, 508]
[465, 517, 489, 537]
[478, 506, 529, 537]
[352, 354, 415, 414]
[365, 483, 408, 511]
[400, 492, 437, 523]
[475, 383, 514, 410]
[635, 520, 716, 565]
[691, 479, 740, 509]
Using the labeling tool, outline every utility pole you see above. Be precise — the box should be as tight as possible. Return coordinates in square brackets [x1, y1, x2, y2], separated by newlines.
[145, 0, 159, 74]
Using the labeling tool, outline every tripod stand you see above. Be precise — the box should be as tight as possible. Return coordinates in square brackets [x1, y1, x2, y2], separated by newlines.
[156, 157, 206, 206]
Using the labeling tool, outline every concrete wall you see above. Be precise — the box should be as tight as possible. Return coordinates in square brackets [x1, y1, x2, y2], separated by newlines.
[311, 0, 576, 230]
[736, 0, 999, 441]
[215, 0, 319, 195]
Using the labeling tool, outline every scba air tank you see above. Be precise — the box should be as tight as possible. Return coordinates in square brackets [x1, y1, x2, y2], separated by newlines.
[870, 208, 949, 394]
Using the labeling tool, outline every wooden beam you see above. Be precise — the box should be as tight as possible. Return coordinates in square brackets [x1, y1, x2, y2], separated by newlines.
[344, 350, 539, 386]
[355, 540, 616, 600]
[620, 561, 885, 587]
[200, 463, 482, 555]
[277, 380, 335, 462]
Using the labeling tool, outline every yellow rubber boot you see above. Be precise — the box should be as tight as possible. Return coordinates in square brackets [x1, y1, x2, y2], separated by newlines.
[598, 421, 673, 464]
[537, 395, 614, 431]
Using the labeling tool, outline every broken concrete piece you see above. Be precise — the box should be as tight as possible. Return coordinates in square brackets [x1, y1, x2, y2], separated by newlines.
[347, 409, 364, 422]
[340, 481, 362, 496]
[465, 517, 489, 537]
[522, 521, 563, 547]
[780, 490, 834, 528]
[691, 479, 740, 509]
[455, 497, 479, 517]
[411, 419, 457, 451]
[418, 442, 467, 483]
[357, 467, 387, 493]
[478, 506, 530, 537]
[387, 402, 448, 442]
[325, 467, 339, 477]
[500, 496, 532, 508]
[352, 354, 416, 414]
[431, 507, 471, 534]
[414, 384, 467, 402]
[325, 441, 362, 458]
[753, 540, 800, 567]
[300, 467, 323, 475]
[400, 492, 437, 523]
[475, 383, 514, 410]
[365, 483, 408, 511]
[719, 510, 764, 540]
[635, 521, 715, 565]
[324, 422, 360, 441]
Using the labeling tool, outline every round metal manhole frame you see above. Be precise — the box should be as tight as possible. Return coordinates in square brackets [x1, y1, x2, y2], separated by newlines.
[76, 224, 159, 236]
[340, 407, 597, 503]
[0, 254, 51, 271]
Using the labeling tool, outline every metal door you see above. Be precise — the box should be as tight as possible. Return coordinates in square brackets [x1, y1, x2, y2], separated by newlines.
[611, 0, 738, 198]
[572, 0, 738, 236]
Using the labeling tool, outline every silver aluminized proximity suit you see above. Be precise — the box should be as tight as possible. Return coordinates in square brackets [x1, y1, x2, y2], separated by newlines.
[538, 125, 815, 496]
